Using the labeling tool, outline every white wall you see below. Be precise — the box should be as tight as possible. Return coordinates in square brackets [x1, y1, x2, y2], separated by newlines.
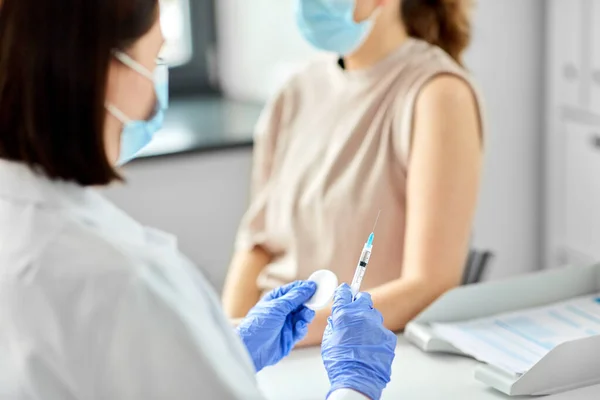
[105, 0, 546, 291]
[216, 0, 318, 100]
[544, 0, 600, 270]
[464, 0, 545, 278]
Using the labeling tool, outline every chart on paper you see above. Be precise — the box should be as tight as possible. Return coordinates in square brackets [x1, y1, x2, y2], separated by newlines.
[432, 294, 600, 375]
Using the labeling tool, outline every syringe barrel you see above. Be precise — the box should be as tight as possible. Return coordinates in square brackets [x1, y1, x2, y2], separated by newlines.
[350, 245, 372, 296]
[359, 245, 372, 264]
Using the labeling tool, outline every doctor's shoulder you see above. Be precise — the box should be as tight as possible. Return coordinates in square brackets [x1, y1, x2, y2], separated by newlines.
[0, 220, 131, 369]
[0, 218, 141, 299]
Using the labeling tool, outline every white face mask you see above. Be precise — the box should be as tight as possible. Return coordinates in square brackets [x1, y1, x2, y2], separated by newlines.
[106, 51, 169, 165]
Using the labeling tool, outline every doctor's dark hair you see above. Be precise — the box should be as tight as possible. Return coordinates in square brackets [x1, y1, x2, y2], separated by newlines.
[401, 0, 471, 66]
[0, 0, 159, 185]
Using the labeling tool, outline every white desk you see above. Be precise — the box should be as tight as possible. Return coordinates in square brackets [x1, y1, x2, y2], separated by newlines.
[257, 335, 600, 400]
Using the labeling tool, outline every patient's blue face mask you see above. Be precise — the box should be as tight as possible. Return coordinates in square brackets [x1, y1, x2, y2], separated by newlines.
[295, 0, 375, 55]
[106, 51, 169, 166]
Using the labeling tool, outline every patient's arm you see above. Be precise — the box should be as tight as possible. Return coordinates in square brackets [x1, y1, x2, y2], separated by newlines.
[222, 247, 271, 318]
[298, 75, 483, 346]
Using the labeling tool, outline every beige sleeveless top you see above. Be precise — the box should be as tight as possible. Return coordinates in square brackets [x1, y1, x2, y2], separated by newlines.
[236, 38, 484, 294]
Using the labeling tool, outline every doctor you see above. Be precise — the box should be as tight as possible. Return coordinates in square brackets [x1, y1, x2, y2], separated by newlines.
[0, 0, 396, 399]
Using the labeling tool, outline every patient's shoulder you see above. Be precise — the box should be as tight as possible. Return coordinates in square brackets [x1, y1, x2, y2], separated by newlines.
[261, 54, 339, 125]
[277, 54, 341, 93]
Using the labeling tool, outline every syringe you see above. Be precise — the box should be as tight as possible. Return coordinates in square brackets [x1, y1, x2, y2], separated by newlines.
[350, 211, 381, 298]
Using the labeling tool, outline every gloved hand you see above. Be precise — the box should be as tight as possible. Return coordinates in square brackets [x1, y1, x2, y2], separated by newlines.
[322, 284, 397, 400]
[237, 280, 317, 372]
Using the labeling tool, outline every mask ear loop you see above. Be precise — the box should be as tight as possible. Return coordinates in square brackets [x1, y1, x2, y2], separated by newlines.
[105, 103, 132, 124]
[106, 51, 158, 123]
[113, 50, 154, 81]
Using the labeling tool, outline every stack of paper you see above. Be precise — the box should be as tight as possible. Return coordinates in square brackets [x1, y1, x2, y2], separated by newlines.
[432, 294, 600, 375]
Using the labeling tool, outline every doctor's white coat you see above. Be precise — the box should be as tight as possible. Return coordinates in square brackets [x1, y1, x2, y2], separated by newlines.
[0, 160, 365, 400]
[0, 159, 267, 399]
[0, 159, 280, 399]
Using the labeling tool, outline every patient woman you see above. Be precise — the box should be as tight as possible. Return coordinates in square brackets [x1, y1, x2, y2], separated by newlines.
[223, 0, 484, 345]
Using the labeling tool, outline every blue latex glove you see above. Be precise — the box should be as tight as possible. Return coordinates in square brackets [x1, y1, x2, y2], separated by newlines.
[322, 284, 397, 400]
[237, 280, 317, 372]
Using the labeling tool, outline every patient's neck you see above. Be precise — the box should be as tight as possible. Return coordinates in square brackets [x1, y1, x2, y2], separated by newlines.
[344, 22, 409, 71]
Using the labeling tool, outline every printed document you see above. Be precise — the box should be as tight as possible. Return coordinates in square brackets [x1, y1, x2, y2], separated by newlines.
[432, 294, 600, 375]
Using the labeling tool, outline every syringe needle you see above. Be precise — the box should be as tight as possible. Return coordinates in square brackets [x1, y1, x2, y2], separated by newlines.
[372, 210, 381, 233]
